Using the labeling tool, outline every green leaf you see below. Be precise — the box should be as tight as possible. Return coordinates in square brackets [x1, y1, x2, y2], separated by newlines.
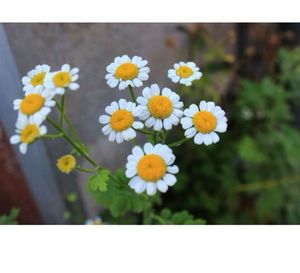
[0, 208, 20, 225]
[88, 169, 159, 218]
[156, 209, 206, 225]
[88, 169, 110, 192]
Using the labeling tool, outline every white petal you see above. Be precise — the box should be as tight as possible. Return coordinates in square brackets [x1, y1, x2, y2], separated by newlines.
[122, 128, 136, 141]
[144, 143, 154, 154]
[162, 88, 172, 97]
[19, 143, 28, 154]
[61, 64, 70, 72]
[132, 121, 143, 129]
[154, 119, 163, 131]
[132, 146, 144, 158]
[199, 101, 207, 111]
[39, 126, 47, 135]
[163, 118, 172, 130]
[145, 117, 156, 128]
[125, 167, 137, 178]
[119, 98, 127, 109]
[150, 84, 160, 95]
[108, 131, 116, 142]
[167, 165, 179, 174]
[133, 78, 143, 87]
[10, 135, 20, 144]
[185, 127, 197, 138]
[146, 183, 157, 196]
[210, 132, 220, 143]
[194, 133, 204, 145]
[134, 179, 146, 194]
[69, 83, 79, 90]
[142, 87, 152, 99]
[203, 134, 213, 145]
[99, 115, 110, 124]
[181, 117, 193, 129]
[156, 180, 168, 193]
[116, 132, 123, 143]
[206, 101, 215, 112]
[164, 174, 177, 186]
[102, 124, 112, 135]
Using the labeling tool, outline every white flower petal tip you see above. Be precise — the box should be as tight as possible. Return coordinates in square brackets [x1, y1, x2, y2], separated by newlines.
[10, 116, 47, 154]
[181, 100, 227, 146]
[99, 99, 144, 143]
[126, 143, 178, 196]
[105, 55, 150, 90]
[44, 64, 79, 95]
[135, 84, 183, 131]
[168, 61, 202, 86]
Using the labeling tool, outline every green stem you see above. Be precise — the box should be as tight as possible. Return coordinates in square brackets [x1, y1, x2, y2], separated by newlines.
[59, 95, 65, 127]
[40, 133, 64, 139]
[76, 166, 98, 173]
[168, 138, 190, 147]
[128, 85, 137, 103]
[55, 99, 84, 150]
[135, 128, 153, 135]
[46, 117, 98, 168]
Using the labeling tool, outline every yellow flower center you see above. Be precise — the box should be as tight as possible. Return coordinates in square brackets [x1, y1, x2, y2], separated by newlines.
[110, 109, 134, 132]
[30, 72, 46, 86]
[114, 63, 138, 80]
[56, 154, 76, 174]
[137, 154, 166, 182]
[20, 124, 40, 144]
[20, 94, 45, 115]
[147, 96, 173, 119]
[176, 66, 193, 78]
[192, 111, 217, 133]
[53, 71, 71, 87]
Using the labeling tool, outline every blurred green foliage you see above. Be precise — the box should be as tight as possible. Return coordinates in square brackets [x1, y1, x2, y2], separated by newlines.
[162, 29, 300, 224]
[91, 27, 300, 224]
[0, 208, 19, 225]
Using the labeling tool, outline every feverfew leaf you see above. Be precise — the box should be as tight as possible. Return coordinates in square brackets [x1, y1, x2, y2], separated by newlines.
[88, 169, 110, 192]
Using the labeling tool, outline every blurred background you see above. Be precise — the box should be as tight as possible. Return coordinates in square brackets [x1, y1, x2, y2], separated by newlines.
[1, 23, 300, 224]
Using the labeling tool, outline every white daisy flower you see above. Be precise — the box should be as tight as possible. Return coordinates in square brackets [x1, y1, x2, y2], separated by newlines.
[136, 84, 184, 131]
[99, 99, 144, 144]
[10, 115, 47, 154]
[181, 100, 228, 145]
[44, 64, 79, 95]
[126, 143, 179, 196]
[168, 61, 202, 86]
[13, 85, 56, 124]
[22, 64, 50, 91]
[105, 55, 150, 90]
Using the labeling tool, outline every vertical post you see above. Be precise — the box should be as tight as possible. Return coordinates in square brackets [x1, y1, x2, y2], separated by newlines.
[0, 24, 66, 224]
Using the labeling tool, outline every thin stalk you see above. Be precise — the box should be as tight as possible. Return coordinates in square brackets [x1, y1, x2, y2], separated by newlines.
[55, 99, 84, 149]
[135, 128, 153, 135]
[76, 166, 98, 173]
[128, 85, 137, 103]
[168, 138, 189, 147]
[59, 95, 65, 127]
[46, 117, 98, 168]
[40, 133, 64, 139]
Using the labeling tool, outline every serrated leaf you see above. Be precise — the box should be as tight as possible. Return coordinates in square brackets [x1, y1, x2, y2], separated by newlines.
[88, 169, 110, 192]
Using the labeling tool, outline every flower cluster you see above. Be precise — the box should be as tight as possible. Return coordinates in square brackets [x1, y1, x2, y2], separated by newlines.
[10, 64, 80, 154]
[99, 55, 228, 196]
[11, 55, 227, 199]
